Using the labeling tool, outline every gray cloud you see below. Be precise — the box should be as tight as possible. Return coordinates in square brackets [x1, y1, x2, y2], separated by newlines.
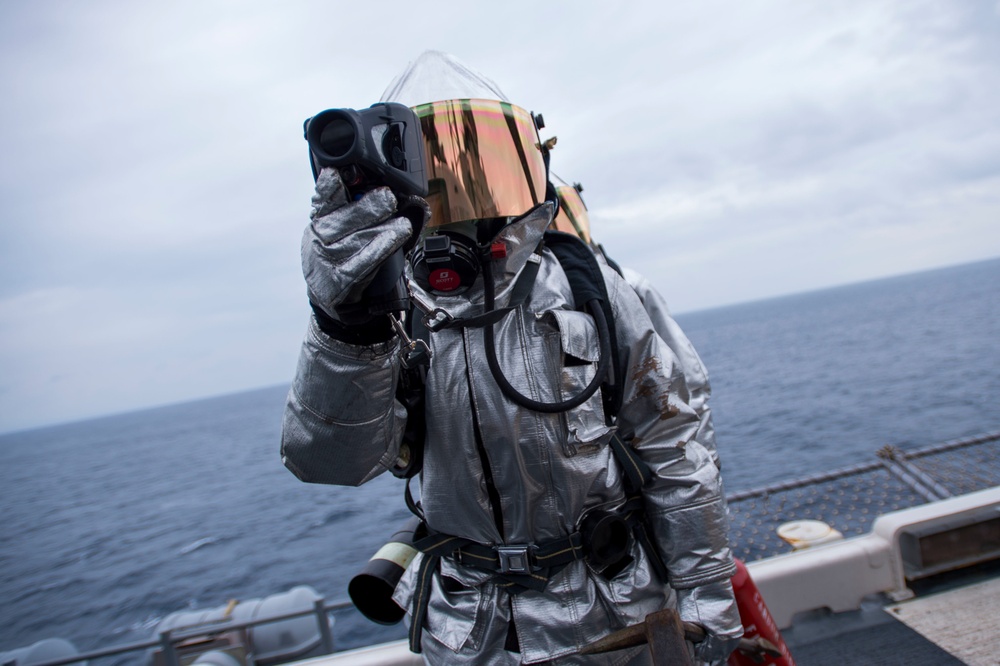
[1, 0, 999, 431]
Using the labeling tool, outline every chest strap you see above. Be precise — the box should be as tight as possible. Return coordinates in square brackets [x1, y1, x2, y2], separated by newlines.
[420, 248, 543, 332]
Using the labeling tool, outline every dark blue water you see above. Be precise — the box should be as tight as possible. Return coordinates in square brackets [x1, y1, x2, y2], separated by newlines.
[2, 258, 999, 657]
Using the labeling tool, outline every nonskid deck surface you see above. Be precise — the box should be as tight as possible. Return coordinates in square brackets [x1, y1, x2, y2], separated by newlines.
[780, 582, 1000, 666]
[783, 612, 966, 666]
[886, 574, 1000, 666]
[779, 558, 1000, 666]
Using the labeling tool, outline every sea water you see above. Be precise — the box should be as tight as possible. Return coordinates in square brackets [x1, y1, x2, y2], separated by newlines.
[1, 258, 998, 657]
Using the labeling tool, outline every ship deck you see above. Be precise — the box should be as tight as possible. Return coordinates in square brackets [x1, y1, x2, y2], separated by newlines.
[783, 560, 1000, 665]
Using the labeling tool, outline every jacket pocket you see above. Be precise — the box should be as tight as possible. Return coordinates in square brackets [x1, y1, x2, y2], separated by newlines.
[592, 537, 671, 628]
[543, 309, 615, 456]
[422, 557, 492, 652]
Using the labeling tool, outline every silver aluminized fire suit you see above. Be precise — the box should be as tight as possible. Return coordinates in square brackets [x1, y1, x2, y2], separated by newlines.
[282, 193, 741, 663]
[621, 267, 719, 470]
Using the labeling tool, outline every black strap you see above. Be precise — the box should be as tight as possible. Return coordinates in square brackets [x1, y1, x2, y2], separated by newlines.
[404, 476, 423, 520]
[407, 529, 476, 652]
[543, 231, 624, 423]
[406, 495, 662, 653]
[310, 302, 396, 344]
[407, 525, 583, 652]
[596, 243, 625, 278]
[421, 251, 543, 332]
[392, 314, 428, 480]
[455, 532, 586, 591]
[609, 431, 652, 494]
[634, 516, 670, 583]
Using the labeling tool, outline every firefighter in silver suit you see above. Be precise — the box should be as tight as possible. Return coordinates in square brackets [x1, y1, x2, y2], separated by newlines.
[282, 51, 742, 664]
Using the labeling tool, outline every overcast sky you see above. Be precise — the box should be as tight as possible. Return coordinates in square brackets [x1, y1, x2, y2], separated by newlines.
[1, 1, 999, 433]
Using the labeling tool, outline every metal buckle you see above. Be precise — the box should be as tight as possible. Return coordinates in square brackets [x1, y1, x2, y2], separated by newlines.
[422, 308, 454, 332]
[497, 545, 532, 574]
[388, 314, 432, 369]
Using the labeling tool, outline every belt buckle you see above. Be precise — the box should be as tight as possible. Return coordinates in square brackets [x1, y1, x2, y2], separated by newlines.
[497, 545, 532, 574]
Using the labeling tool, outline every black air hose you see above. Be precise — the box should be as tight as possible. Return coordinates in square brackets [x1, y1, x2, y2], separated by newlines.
[482, 258, 611, 413]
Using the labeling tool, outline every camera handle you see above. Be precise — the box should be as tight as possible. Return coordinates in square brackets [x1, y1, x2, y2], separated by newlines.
[332, 248, 409, 326]
[331, 194, 425, 326]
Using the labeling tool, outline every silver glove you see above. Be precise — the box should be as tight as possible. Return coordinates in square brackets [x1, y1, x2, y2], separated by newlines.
[302, 167, 415, 317]
[677, 580, 744, 664]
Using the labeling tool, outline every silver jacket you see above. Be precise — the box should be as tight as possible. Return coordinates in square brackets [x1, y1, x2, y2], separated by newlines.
[282, 206, 740, 664]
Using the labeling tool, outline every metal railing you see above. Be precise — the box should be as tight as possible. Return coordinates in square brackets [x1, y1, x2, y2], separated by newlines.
[726, 430, 1000, 562]
[26, 599, 354, 666]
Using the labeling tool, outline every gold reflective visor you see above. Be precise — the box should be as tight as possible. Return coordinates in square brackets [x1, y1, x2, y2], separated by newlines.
[552, 184, 592, 243]
[413, 99, 547, 229]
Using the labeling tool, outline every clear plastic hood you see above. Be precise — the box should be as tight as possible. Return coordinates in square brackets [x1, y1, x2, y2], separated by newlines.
[380, 50, 510, 107]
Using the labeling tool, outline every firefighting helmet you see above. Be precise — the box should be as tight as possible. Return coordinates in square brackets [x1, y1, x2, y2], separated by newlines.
[381, 51, 548, 235]
[381, 51, 551, 293]
[550, 174, 592, 244]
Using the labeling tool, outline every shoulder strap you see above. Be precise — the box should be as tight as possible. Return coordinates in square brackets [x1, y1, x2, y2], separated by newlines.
[391, 307, 428, 479]
[543, 230, 624, 424]
[544, 236, 659, 509]
[596, 243, 625, 278]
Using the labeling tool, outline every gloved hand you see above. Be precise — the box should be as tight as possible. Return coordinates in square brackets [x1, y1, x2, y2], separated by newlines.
[677, 580, 744, 664]
[301, 167, 417, 319]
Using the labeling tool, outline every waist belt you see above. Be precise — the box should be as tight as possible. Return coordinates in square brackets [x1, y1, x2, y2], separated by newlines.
[456, 531, 585, 580]
[407, 496, 660, 653]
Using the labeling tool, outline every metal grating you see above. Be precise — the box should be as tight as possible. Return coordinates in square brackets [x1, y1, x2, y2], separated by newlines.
[906, 434, 1000, 497]
[725, 432, 1000, 562]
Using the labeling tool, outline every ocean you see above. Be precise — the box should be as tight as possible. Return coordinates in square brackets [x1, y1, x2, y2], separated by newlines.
[2, 257, 999, 659]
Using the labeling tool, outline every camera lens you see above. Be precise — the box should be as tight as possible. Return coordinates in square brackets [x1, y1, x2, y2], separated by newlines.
[318, 115, 356, 159]
[383, 125, 406, 169]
